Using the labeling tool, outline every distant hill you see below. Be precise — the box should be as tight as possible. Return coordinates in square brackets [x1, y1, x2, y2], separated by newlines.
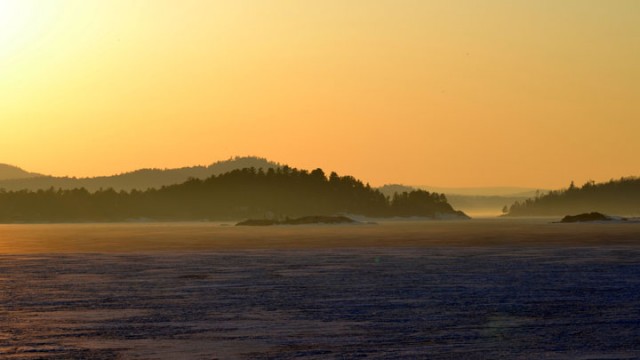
[0, 156, 279, 192]
[505, 178, 640, 216]
[0, 166, 468, 222]
[0, 164, 42, 181]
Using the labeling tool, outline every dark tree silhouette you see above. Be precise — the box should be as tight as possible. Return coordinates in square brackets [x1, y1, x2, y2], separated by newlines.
[0, 167, 467, 222]
[505, 177, 640, 216]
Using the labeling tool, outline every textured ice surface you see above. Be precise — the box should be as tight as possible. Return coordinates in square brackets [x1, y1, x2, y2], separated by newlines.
[2, 246, 640, 359]
[1, 220, 640, 358]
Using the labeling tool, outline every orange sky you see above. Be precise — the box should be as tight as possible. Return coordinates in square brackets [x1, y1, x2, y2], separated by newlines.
[1, 0, 638, 188]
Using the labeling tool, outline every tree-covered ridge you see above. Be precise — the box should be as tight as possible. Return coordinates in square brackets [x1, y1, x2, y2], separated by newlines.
[505, 177, 640, 216]
[0, 156, 279, 192]
[0, 166, 467, 222]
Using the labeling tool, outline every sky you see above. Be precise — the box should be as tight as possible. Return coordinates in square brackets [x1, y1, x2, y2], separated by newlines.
[0, 0, 638, 189]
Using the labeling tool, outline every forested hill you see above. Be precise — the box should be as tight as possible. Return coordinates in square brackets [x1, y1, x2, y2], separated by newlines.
[505, 177, 640, 216]
[0, 167, 468, 223]
[0, 156, 278, 192]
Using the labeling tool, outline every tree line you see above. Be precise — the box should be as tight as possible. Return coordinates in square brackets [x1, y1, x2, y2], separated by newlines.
[0, 166, 465, 222]
[505, 177, 640, 216]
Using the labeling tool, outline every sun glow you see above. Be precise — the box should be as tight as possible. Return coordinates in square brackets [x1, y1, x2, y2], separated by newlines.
[0, 1, 57, 60]
[0, 1, 32, 58]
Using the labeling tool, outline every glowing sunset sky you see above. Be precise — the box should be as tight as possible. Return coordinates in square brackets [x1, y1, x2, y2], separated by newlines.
[1, 1, 638, 188]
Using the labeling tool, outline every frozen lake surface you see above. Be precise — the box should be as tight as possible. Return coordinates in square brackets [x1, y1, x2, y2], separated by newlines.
[1, 220, 640, 359]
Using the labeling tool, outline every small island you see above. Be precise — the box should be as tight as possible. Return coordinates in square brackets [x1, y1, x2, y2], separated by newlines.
[560, 212, 616, 223]
[237, 215, 357, 226]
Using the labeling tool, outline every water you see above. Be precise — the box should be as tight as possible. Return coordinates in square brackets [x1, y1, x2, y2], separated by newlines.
[1, 220, 640, 359]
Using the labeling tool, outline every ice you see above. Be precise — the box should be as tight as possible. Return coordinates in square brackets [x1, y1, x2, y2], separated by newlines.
[1, 220, 640, 358]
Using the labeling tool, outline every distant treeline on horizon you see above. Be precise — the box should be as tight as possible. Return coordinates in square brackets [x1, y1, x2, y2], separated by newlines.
[0, 166, 467, 222]
[505, 177, 640, 216]
[0, 156, 280, 192]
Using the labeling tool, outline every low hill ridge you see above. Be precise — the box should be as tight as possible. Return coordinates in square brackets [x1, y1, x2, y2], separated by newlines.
[0, 156, 279, 192]
[0, 164, 42, 181]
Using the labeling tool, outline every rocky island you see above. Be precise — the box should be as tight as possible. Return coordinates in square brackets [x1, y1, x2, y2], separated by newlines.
[560, 212, 617, 223]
